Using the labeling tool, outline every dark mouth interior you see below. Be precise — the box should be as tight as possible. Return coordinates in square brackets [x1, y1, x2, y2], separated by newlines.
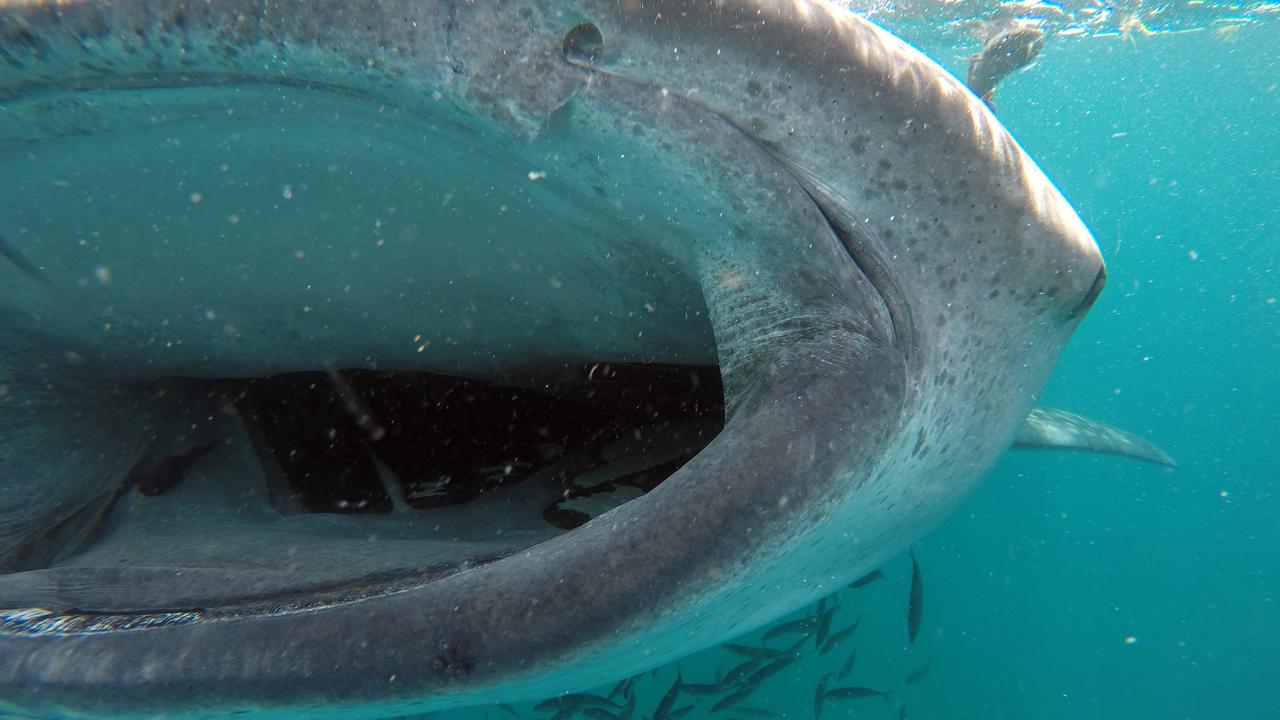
[106, 362, 725, 558]
[221, 363, 724, 527]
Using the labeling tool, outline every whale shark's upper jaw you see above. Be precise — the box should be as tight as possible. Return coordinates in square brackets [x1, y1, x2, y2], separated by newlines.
[0, 2, 1104, 718]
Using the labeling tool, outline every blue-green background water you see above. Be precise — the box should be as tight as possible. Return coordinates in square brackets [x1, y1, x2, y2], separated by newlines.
[454, 12, 1279, 720]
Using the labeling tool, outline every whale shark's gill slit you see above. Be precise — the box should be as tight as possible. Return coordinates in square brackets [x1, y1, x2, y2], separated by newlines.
[803, 191, 917, 361]
[705, 112, 918, 363]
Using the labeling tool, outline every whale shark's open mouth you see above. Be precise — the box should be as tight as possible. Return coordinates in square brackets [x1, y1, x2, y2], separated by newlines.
[0, 79, 756, 623]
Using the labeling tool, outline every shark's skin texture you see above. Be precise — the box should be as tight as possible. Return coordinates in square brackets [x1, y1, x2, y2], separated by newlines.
[0, 1, 1108, 718]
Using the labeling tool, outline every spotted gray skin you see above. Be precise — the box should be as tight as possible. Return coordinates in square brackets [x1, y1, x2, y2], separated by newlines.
[0, 1, 1111, 718]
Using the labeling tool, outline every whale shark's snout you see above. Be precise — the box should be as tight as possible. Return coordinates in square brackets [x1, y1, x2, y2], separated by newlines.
[0, 2, 1125, 718]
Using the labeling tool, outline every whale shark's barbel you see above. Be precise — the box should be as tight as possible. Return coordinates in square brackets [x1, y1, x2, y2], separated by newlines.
[0, 1, 1169, 717]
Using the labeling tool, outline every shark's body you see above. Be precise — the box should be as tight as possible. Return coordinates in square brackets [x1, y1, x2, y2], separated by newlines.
[0, 1, 1162, 718]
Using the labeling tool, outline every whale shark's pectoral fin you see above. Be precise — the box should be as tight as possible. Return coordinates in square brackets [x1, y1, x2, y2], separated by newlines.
[1013, 406, 1176, 467]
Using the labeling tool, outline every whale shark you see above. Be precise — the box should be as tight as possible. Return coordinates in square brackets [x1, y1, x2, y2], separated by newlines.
[0, 1, 1170, 718]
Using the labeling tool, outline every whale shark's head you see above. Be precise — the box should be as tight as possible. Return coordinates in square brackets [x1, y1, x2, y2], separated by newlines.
[0, 1, 1103, 717]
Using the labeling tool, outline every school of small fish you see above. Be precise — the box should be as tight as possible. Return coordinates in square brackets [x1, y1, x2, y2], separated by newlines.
[481, 551, 931, 720]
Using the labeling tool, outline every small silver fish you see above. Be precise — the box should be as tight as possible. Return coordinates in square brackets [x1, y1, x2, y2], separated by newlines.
[822, 686, 891, 703]
[907, 550, 924, 644]
[966, 21, 1046, 109]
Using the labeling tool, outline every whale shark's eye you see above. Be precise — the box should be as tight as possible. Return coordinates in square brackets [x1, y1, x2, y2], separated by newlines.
[563, 22, 604, 66]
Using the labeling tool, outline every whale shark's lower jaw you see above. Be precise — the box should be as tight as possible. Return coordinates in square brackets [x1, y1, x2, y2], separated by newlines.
[0, 73, 914, 719]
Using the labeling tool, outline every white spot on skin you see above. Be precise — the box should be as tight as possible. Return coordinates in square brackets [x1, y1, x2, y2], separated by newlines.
[1124, 636, 1138, 645]
[527, 170, 547, 181]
